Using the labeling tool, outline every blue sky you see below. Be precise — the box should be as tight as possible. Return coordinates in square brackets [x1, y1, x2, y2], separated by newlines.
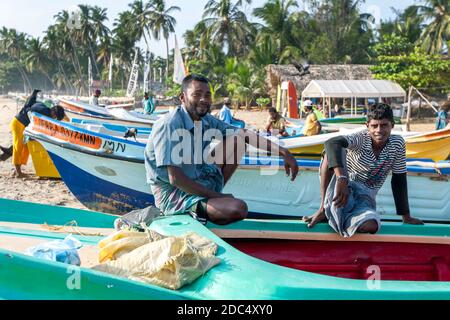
[0, 0, 418, 57]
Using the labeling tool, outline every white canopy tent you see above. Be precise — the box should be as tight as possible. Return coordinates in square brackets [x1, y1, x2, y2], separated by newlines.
[301, 80, 407, 118]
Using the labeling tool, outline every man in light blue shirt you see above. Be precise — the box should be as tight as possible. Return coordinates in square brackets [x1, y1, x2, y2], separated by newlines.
[219, 98, 233, 124]
[145, 74, 299, 225]
[142, 92, 155, 115]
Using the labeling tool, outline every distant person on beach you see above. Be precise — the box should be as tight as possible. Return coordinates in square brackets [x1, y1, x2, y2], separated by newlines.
[302, 104, 321, 136]
[89, 89, 101, 106]
[265, 108, 289, 137]
[303, 103, 423, 238]
[334, 104, 345, 116]
[435, 105, 448, 130]
[145, 74, 298, 226]
[10, 93, 65, 178]
[143, 92, 156, 115]
[217, 98, 245, 128]
[219, 98, 233, 125]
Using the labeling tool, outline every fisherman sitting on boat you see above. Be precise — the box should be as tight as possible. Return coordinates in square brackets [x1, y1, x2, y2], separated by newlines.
[143, 92, 156, 115]
[89, 89, 102, 106]
[302, 104, 322, 136]
[10, 92, 65, 178]
[303, 103, 423, 237]
[145, 74, 299, 226]
[265, 108, 289, 137]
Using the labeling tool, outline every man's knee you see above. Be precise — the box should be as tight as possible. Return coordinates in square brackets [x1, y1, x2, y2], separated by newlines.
[228, 200, 248, 221]
[358, 220, 379, 234]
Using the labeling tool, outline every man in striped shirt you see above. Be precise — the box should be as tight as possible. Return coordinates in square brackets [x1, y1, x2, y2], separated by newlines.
[304, 104, 423, 237]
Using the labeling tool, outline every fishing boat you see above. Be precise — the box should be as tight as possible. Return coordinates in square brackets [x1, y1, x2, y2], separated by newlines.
[24, 113, 450, 221]
[1, 198, 450, 300]
[404, 128, 450, 162]
[59, 99, 159, 128]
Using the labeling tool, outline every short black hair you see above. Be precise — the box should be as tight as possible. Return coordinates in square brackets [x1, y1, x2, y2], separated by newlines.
[181, 74, 210, 93]
[305, 105, 313, 111]
[52, 105, 65, 121]
[367, 103, 394, 124]
[268, 107, 278, 113]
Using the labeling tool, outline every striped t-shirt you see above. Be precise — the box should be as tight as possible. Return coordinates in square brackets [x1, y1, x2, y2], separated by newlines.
[345, 130, 407, 191]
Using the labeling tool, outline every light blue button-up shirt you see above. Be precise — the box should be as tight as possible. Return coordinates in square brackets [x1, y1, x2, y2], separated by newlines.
[219, 105, 233, 124]
[145, 106, 239, 190]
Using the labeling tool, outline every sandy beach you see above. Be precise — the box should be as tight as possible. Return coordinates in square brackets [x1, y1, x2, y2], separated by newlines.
[0, 96, 436, 211]
[0, 97, 86, 209]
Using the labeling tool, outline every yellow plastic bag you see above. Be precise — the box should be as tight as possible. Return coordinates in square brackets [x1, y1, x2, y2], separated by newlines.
[94, 230, 220, 290]
[98, 229, 163, 263]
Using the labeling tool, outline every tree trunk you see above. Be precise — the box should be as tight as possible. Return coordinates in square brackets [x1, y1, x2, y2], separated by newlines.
[42, 71, 56, 90]
[69, 35, 88, 95]
[165, 37, 170, 86]
[57, 59, 76, 95]
[88, 39, 101, 79]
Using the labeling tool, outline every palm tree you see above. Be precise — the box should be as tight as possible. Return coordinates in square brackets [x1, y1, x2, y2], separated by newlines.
[380, 6, 424, 45]
[248, 35, 278, 66]
[201, 0, 254, 56]
[227, 60, 263, 110]
[306, 0, 375, 63]
[44, 25, 77, 93]
[90, 6, 111, 75]
[253, 0, 298, 55]
[148, 0, 180, 79]
[74, 5, 110, 79]
[112, 11, 141, 89]
[24, 37, 55, 89]
[0, 28, 32, 91]
[54, 9, 87, 94]
[413, 0, 450, 54]
[128, 0, 154, 51]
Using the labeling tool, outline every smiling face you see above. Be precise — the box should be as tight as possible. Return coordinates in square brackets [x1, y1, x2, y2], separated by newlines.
[366, 119, 394, 147]
[180, 80, 212, 120]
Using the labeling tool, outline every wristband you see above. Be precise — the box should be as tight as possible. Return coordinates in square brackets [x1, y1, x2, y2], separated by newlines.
[336, 176, 349, 183]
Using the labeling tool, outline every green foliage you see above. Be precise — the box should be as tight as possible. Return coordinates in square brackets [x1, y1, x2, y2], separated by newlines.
[164, 77, 182, 97]
[373, 35, 414, 56]
[102, 89, 127, 97]
[0, 0, 447, 100]
[370, 40, 450, 92]
[256, 97, 271, 110]
[0, 58, 21, 90]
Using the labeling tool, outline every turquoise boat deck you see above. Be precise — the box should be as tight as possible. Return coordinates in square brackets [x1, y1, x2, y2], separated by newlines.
[1, 199, 450, 300]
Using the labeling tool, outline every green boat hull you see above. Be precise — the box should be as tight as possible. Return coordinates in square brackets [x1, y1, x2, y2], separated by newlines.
[1, 198, 450, 300]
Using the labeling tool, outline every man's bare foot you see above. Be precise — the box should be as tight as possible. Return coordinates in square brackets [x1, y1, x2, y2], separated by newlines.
[403, 215, 424, 225]
[11, 171, 28, 179]
[303, 209, 327, 228]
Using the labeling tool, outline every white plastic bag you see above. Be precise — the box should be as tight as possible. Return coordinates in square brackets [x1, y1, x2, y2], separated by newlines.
[26, 235, 82, 266]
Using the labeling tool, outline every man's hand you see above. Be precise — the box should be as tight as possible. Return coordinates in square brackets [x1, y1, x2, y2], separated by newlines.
[402, 214, 424, 225]
[280, 148, 299, 181]
[333, 179, 350, 208]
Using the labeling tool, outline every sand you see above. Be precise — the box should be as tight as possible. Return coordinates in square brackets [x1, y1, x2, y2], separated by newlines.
[0, 96, 437, 211]
[0, 97, 86, 209]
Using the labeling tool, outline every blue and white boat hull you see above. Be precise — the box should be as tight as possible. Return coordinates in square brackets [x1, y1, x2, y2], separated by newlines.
[26, 113, 450, 221]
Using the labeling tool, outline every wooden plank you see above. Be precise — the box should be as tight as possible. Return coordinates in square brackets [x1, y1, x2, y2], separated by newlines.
[211, 229, 450, 245]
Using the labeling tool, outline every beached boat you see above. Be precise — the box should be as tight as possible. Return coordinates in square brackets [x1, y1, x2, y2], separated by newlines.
[253, 128, 422, 160]
[59, 99, 159, 128]
[404, 128, 450, 162]
[24, 113, 450, 221]
[1, 198, 450, 300]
